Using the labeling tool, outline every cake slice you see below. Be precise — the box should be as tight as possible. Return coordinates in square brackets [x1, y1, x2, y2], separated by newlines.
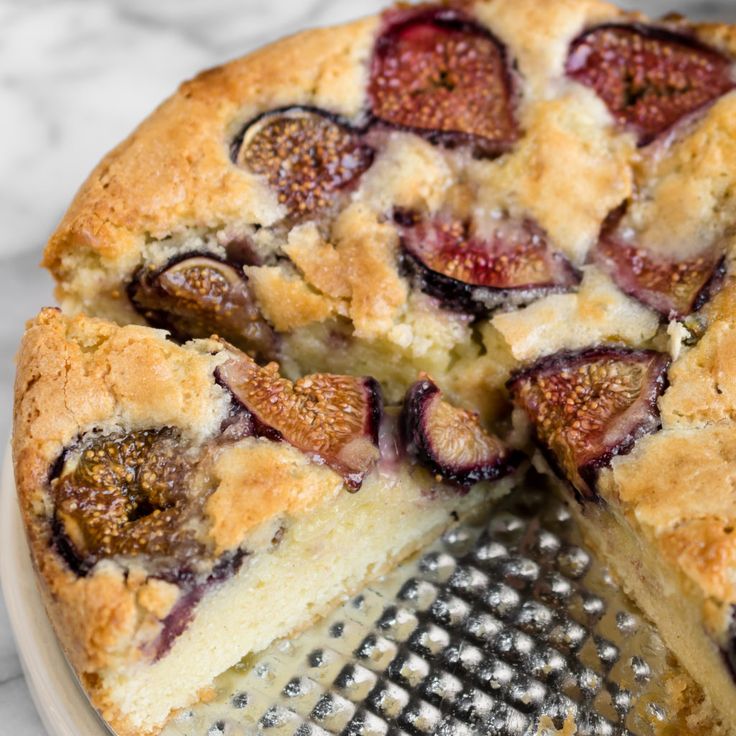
[506, 321, 736, 734]
[13, 309, 519, 736]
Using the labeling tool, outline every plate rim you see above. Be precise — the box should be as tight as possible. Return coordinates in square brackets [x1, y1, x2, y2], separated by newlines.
[0, 442, 110, 736]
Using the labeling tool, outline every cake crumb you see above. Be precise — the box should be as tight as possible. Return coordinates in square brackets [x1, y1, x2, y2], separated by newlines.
[534, 713, 577, 735]
[667, 320, 690, 361]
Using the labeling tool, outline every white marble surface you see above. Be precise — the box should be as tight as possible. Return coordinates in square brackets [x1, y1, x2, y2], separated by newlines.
[1, 0, 736, 732]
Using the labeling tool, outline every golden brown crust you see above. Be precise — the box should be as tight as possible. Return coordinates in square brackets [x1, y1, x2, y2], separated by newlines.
[42, 17, 377, 317]
[42, 0, 634, 323]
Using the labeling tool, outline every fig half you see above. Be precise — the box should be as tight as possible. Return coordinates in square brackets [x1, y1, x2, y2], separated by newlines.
[508, 348, 670, 500]
[52, 428, 201, 572]
[401, 377, 520, 488]
[566, 24, 734, 145]
[129, 254, 276, 361]
[369, 5, 517, 155]
[397, 212, 580, 314]
[217, 350, 382, 490]
[232, 106, 374, 220]
[590, 208, 726, 319]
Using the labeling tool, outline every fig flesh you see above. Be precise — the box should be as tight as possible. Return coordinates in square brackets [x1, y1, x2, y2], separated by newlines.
[566, 24, 734, 145]
[217, 350, 383, 490]
[508, 348, 670, 500]
[52, 429, 201, 572]
[369, 5, 517, 155]
[232, 106, 374, 219]
[397, 212, 580, 314]
[401, 377, 520, 487]
[591, 210, 725, 319]
[129, 254, 276, 361]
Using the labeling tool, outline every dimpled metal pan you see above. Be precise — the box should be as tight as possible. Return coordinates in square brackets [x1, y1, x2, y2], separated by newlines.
[164, 485, 675, 736]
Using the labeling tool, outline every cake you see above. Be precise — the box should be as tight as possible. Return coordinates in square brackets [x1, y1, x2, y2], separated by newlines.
[15, 0, 736, 733]
[14, 308, 520, 735]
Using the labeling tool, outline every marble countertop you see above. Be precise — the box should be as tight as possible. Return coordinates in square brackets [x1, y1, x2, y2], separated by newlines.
[1, 0, 735, 732]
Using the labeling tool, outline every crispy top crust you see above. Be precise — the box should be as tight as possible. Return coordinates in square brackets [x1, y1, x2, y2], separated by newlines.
[40, 0, 736, 410]
[42, 16, 377, 318]
[42, 0, 636, 319]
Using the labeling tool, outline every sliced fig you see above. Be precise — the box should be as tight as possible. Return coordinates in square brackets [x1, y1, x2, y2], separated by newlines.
[401, 377, 520, 487]
[369, 5, 517, 155]
[52, 429, 201, 570]
[129, 254, 276, 361]
[232, 106, 374, 219]
[591, 210, 725, 319]
[217, 350, 383, 490]
[397, 212, 580, 314]
[508, 348, 670, 500]
[566, 24, 734, 145]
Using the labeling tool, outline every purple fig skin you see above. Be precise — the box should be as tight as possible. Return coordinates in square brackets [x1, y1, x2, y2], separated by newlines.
[724, 610, 736, 684]
[401, 377, 521, 488]
[51, 515, 92, 577]
[508, 347, 670, 501]
[364, 377, 384, 448]
[400, 250, 579, 316]
[152, 549, 248, 661]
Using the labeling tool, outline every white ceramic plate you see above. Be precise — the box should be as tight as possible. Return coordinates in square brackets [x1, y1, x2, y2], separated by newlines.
[0, 447, 109, 736]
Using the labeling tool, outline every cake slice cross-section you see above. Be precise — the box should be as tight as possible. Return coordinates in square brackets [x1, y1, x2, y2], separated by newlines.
[12, 309, 519, 736]
[508, 340, 736, 733]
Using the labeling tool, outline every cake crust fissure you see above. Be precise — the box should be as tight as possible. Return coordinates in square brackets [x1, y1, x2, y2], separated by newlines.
[17, 0, 736, 733]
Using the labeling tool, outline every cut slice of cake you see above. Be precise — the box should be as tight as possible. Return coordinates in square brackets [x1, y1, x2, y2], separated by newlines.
[13, 309, 520, 736]
[22, 0, 736, 732]
[507, 300, 736, 735]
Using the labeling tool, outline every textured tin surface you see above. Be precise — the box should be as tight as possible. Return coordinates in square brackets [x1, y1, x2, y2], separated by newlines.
[164, 487, 672, 736]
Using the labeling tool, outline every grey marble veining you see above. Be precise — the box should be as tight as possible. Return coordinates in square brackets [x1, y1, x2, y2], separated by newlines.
[1, 0, 735, 733]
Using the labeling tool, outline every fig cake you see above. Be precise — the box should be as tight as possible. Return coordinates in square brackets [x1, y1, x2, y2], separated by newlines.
[15, 0, 736, 733]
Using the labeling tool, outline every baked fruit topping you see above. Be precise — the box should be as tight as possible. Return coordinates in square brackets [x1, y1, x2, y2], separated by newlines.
[396, 211, 580, 314]
[232, 107, 374, 219]
[217, 351, 382, 490]
[508, 348, 670, 500]
[591, 210, 725, 319]
[566, 24, 734, 145]
[369, 5, 517, 155]
[52, 429, 201, 573]
[128, 255, 276, 361]
[401, 376, 520, 487]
